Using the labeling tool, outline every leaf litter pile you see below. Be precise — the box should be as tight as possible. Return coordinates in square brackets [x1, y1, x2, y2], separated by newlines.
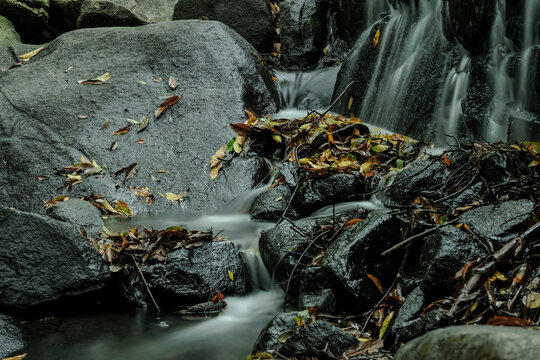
[211, 110, 539, 360]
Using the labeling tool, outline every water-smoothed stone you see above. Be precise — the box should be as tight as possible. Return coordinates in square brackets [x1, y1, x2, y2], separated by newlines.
[0, 205, 110, 310]
[393, 325, 540, 360]
[445, 0, 496, 53]
[173, 0, 274, 53]
[460, 199, 535, 242]
[479, 150, 509, 182]
[0, 44, 16, 71]
[45, 199, 104, 238]
[0, 15, 20, 46]
[385, 159, 448, 206]
[0, 21, 279, 214]
[47, 0, 83, 36]
[294, 173, 364, 216]
[0, 314, 24, 359]
[253, 311, 298, 353]
[250, 185, 293, 221]
[279, 0, 324, 69]
[391, 286, 425, 331]
[388, 309, 446, 351]
[76, 0, 149, 29]
[298, 266, 336, 313]
[0, 0, 49, 43]
[259, 217, 327, 295]
[321, 213, 403, 310]
[140, 241, 248, 305]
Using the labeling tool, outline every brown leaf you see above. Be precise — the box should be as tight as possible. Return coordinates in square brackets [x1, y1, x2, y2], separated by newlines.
[343, 218, 364, 229]
[153, 77, 162, 82]
[124, 163, 139, 181]
[168, 76, 178, 90]
[100, 118, 109, 130]
[114, 200, 132, 215]
[367, 274, 384, 294]
[113, 124, 132, 135]
[109, 141, 118, 151]
[36, 175, 49, 181]
[487, 316, 533, 327]
[136, 139, 146, 144]
[443, 154, 451, 167]
[155, 95, 182, 118]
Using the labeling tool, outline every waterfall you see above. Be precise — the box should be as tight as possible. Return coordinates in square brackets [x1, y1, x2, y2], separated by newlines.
[364, 0, 391, 29]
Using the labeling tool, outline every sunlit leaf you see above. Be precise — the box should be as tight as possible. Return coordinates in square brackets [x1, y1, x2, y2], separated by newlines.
[211, 291, 225, 302]
[272, 134, 282, 143]
[102, 198, 121, 215]
[78, 115, 88, 119]
[80, 155, 91, 165]
[155, 95, 182, 118]
[443, 154, 451, 167]
[77, 72, 111, 85]
[136, 139, 146, 144]
[379, 311, 394, 339]
[373, 28, 381, 47]
[211, 145, 227, 168]
[168, 76, 178, 90]
[210, 162, 223, 179]
[228, 270, 234, 282]
[166, 191, 187, 203]
[19, 46, 44, 61]
[528, 159, 540, 167]
[233, 140, 243, 154]
[344, 219, 363, 229]
[113, 124, 132, 135]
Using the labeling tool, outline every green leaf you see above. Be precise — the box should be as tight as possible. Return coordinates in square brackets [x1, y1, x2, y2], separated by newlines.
[379, 311, 394, 339]
[278, 330, 295, 343]
[396, 159, 404, 169]
[2, 160, 6, 166]
[233, 140, 243, 154]
[127, 118, 140, 125]
[138, 81, 146, 85]
[372, 144, 389, 153]
[227, 138, 236, 152]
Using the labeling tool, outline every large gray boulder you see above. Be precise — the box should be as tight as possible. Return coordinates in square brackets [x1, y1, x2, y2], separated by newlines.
[76, 0, 149, 29]
[0, 314, 24, 359]
[45, 198, 104, 238]
[394, 325, 540, 360]
[0, 15, 20, 46]
[172, 0, 275, 53]
[0, 20, 279, 214]
[0, 205, 110, 309]
[0, 0, 49, 42]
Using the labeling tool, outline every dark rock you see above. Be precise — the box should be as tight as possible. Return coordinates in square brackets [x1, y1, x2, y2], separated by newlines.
[108, 0, 176, 23]
[385, 159, 448, 206]
[77, 0, 149, 29]
[176, 300, 227, 315]
[0, 314, 24, 359]
[522, 45, 540, 114]
[442, 182, 483, 213]
[47, 0, 84, 37]
[259, 217, 327, 295]
[479, 150, 509, 182]
[0, 15, 20, 46]
[391, 287, 425, 330]
[393, 325, 540, 360]
[321, 213, 403, 310]
[250, 185, 293, 221]
[445, 0, 496, 53]
[278, 162, 301, 188]
[294, 173, 364, 216]
[0, 20, 278, 214]
[460, 200, 535, 241]
[298, 266, 336, 313]
[279, 0, 325, 69]
[0, 0, 49, 43]
[45, 199, 104, 238]
[140, 241, 248, 305]
[418, 226, 487, 297]
[173, 0, 274, 53]
[388, 309, 446, 351]
[281, 320, 358, 358]
[0, 44, 16, 71]
[0, 205, 109, 310]
[334, 0, 389, 47]
[253, 311, 298, 353]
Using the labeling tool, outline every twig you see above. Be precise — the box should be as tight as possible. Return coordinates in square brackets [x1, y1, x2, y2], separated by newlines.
[320, 81, 355, 117]
[381, 219, 459, 256]
[130, 254, 161, 314]
[276, 180, 302, 226]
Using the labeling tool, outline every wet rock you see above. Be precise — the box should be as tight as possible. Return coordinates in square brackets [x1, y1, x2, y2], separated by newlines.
[460, 199, 535, 242]
[259, 217, 326, 295]
[280, 320, 358, 359]
[0, 44, 16, 71]
[140, 241, 248, 306]
[0, 314, 24, 359]
[445, 0, 496, 53]
[522, 45, 540, 114]
[0, 205, 110, 310]
[393, 325, 540, 360]
[250, 185, 293, 221]
[108, 0, 176, 23]
[77, 0, 149, 29]
[298, 266, 336, 313]
[321, 213, 403, 310]
[0, 15, 20, 46]
[45, 199, 104, 239]
[391, 287, 425, 331]
[47, 0, 84, 36]
[176, 300, 227, 316]
[479, 150, 509, 182]
[0, 0, 49, 43]
[253, 311, 298, 353]
[442, 182, 483, 213]
[388, 309, 446, 351]
[418, 226, 487, 297]
[294, 173, 364, 216]
[279, 162, 302, 188]
[334, 0, 376, 47]
[0, 20, 278, 214]
[172, 0, 274, 53]
[279, 0, 325, 69]
[385, 159, 448, 206]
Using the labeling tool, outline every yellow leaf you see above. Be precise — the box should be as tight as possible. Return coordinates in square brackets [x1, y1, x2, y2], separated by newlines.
[165, 192, 187, 203]
[102, 198, 121, 215]
[210, 163, 222, 179]
[210, 145, 227, 168]
[523, 292, 540, 309]
[233, 140, 243, 154]
[228, 270, 234, 282]
[3, 353, 28, 360]
[19, 46, 44, 61]
[272, 134, 282, 143]
[379, 311, 394, 339]
[373, 28, 381, 47]
[77, 72, 111, 85]
[348, 97, 353, 111]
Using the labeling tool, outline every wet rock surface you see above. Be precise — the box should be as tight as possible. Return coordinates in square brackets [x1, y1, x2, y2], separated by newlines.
[394, 325, 540, 360]
[0, 15, 20, 46]
[76, 0, 149, 29]
[250, 185, 293, 221]
[0, 0, 49, 43]
[445, 0, 495, 53]
[45, 198, 104, 238]
[0, 205, 110, 310]
[0, 314, 24, 359]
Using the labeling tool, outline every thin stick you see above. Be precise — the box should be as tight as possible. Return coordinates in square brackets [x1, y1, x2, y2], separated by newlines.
[130, 254, 161, 314]
[320, 81, 355, 117]
[381, 219, 459, 256]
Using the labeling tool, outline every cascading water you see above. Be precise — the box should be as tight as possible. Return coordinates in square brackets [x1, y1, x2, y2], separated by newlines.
[364, 0, 391, 30]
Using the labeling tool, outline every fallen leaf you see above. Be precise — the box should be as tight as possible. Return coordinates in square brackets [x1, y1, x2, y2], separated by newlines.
[165, 191, 187, 203]
[102, 198, 121, 215]
[80, 155, 91, 165]
[379, 311, 394, 339]
[78, 115, 88, 119]
[36, 175, 49, 181]
[156, 170, 166, 173]
[100, 118, 109, 130]
[154, 95, 182, 118]
[109, 141, 118, 151]
[129, 185, 152, 198]
[487, 316, 533, 327]
[443, 154, 451, 167]
[278, 331, 295, 344]
[65, 65, 73, 73]
[211, 291, 225, 302]
[19, 46, 44, 61]
[77, 72, 111, 85]
[138, 115, 149, 132]
[136, 139, 146, 144]
[523, 292, 540, 309]
[168, 76, 178, 90]
[138, 81, 146, 85]
[153, 77, 162, 82]
[124, 163, 139, 181]
[344, 218, 363, 229]
[348, 97, 353, 111]
[114, 200, 132, 215]
[127, 118, 140, 125]
[228, 270, 234, 282]
[3, 353, 28, 360]
[373, 28, 381, 47]
[367, 274, 384, 294]
[371, 144, 389, 152]
[113, 124, 132, 135]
